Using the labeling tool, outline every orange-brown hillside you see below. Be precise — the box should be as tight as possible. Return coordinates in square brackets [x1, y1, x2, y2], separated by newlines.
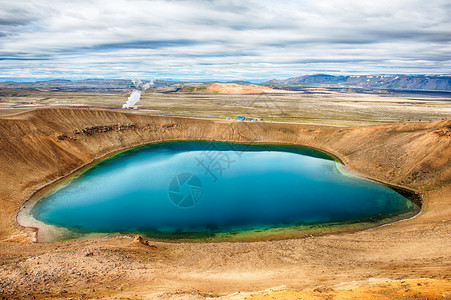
[205, 82, 291, 93]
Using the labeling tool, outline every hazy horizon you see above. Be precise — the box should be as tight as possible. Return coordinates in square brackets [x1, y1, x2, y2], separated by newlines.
[1, 73, 451, 85]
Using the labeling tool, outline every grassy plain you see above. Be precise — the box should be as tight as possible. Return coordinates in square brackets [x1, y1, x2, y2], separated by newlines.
[1, 88, 450, 126]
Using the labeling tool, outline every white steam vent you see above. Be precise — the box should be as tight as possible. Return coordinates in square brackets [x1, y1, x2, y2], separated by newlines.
[122, 79, 154, 109]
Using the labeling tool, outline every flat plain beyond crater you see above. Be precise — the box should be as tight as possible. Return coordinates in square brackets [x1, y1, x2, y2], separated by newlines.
[0, 88, 450, 299]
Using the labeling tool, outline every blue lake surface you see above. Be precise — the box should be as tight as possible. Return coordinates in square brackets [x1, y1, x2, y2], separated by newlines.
[31, 141, 418, 238]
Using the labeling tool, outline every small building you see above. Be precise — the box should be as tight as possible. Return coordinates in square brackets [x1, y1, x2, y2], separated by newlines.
[244, 117, 263, 122]
[237, 116, 245, 120]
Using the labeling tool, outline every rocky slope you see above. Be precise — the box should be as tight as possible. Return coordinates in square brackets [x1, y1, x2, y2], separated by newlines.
[0, 108, 449, 298]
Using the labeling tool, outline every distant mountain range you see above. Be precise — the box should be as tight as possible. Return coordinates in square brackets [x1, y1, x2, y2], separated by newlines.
[264, 74, 451, 91]
[0, 79, 130, 89]
[0, 79, 188, 91]
[1, 74, 451, 91]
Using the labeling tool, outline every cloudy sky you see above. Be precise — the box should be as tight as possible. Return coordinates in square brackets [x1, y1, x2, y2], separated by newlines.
[0, 0, 450, 81]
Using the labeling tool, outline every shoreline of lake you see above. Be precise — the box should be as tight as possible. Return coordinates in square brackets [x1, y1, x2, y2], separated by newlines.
[18, 140, 421, 243]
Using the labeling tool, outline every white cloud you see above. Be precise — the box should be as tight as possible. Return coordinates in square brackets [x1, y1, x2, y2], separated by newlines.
[0, 0, 450, 81]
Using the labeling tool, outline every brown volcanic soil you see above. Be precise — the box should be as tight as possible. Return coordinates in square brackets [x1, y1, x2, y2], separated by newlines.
[205, 83, 292, 94]
[0, 108, 450, 299]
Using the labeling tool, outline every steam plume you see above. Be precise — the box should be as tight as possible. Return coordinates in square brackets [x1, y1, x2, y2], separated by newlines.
[123, 90, 142, 108]
[122, 79, 154, 109]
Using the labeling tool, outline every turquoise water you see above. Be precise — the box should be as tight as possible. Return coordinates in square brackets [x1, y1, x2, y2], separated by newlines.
[31, 141, 418, 238]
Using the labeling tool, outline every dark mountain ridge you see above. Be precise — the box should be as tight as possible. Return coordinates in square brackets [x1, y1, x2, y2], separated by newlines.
[265, 74, 451, 91]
